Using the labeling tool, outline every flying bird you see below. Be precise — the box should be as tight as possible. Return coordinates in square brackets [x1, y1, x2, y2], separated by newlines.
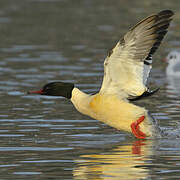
[28, 10, 174, 139]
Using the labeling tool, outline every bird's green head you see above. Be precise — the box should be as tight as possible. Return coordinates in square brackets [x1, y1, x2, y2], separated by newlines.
[28, 82, 74, 99]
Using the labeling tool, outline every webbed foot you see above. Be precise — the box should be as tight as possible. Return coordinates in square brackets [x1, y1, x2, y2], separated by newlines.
[131, 116, 146, 139]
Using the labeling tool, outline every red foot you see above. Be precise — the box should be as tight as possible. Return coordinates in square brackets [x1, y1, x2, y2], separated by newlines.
[132, 140, 146, 155]
[131, 116, 146, 139]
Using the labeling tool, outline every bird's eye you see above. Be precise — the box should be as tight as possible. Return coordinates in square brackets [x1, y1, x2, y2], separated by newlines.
[169, 55, 173, 59]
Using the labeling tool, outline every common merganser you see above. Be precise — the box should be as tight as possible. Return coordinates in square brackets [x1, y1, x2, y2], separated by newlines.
[28, 10, 174, 139]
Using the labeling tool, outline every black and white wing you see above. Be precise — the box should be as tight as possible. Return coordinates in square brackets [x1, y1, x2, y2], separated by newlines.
[100, 10, 174, 99]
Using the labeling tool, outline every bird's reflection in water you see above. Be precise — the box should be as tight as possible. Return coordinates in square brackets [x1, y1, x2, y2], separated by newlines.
[73, 140, 153, 179]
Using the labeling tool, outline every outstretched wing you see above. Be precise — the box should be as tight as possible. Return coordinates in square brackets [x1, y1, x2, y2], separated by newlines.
[100, 10, 174, 99]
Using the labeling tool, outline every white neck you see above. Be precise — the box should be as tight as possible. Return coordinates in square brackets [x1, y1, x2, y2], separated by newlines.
[70, 88, 91, 115]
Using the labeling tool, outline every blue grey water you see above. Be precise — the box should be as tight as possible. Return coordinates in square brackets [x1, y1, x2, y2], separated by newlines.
[0, 0, 180, 179]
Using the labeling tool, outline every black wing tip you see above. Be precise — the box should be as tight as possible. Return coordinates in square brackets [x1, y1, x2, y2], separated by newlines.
[155, 10, 174, 32]
[158, 10, 174, 17]
[146, 10, 174, 60]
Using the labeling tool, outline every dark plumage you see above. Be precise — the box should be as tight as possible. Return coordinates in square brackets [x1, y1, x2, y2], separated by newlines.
[145, 10, 174, 61]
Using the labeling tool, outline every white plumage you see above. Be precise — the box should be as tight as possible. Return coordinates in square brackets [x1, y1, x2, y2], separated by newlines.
[165, 51, 180, 77]
[100, 11, 173, 100]
[29, 10, 174, 139]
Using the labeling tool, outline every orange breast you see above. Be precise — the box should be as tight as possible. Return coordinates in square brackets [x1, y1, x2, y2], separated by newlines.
[88, 93, 151, 135]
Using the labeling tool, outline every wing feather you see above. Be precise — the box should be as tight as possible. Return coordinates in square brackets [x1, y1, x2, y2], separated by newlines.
[100, 10, 174, 99]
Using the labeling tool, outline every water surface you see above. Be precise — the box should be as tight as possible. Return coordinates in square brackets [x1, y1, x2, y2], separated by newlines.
[0, 0, 180, 179]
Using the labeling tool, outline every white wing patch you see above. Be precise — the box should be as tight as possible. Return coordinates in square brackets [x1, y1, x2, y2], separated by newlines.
[100, 10, 174, 99]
